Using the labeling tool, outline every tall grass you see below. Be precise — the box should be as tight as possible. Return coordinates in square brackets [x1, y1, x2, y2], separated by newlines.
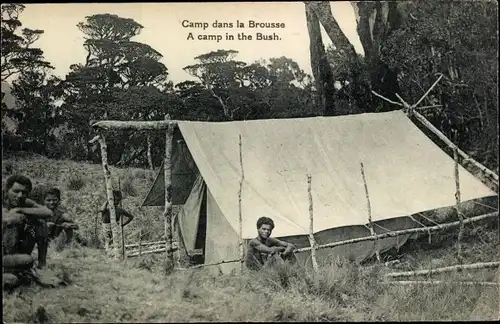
[2, 154, 498, 322]
[6, 244, 497, 323]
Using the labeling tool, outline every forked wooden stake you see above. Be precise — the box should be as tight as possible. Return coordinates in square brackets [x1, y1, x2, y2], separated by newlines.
[238, 134, 245, 273]
[360, 162, 381, 262]
[118, 176, 125, 259]
[307, 174, 319, 272]
[453, 147, 464, 263]
[138, 228, 142, 257]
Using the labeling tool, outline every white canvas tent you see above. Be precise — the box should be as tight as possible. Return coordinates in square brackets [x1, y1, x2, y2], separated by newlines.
[142, 110, 497, 274]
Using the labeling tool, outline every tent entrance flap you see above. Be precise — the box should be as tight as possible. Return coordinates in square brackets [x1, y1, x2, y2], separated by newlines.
[177, 174, 207, 261]
[142, 128, 198, 207]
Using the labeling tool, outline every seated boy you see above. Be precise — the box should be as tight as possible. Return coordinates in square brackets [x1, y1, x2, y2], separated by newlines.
[100, 190, 135, 248]
[44, 187, 79, 243]
[245, 216, 297, 271]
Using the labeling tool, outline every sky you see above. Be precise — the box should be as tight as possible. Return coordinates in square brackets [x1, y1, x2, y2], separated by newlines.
[20, 2, 364, 85]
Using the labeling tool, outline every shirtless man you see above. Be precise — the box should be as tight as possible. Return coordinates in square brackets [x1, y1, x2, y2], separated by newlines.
[100, 190, 135, 248]
[2, 175, 53, 288]
[245, 216, 296, 271]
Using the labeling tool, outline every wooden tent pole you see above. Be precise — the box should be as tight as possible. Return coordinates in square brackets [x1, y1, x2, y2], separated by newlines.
[164, 114, 174, 272]
[360, 162, 381, 262]
[372, 82, 498, 191]
[172, 212, 180, 268]
[138, 228, 142, 257]
[453, 147, 464, 263]
[97, 133, 121, 259]
[413, 74, 443, 108]
[238, 134, 245, 273]
[118, 176, 125, 259]
[307, 174, 319, 272]
[412, 110, 498, 189]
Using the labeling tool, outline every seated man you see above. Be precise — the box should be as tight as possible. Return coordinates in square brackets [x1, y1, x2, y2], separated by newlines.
[100, 190, 135, 248]
[43, 187, 79, 244]
[2, 175, 53, 288]
[245, 216, 297, 271]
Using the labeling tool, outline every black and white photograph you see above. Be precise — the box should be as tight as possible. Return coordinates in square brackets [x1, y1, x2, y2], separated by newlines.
[2, 1, 499, 322]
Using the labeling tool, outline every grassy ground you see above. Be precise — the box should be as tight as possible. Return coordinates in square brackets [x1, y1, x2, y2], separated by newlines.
[2, 153, 499, 322]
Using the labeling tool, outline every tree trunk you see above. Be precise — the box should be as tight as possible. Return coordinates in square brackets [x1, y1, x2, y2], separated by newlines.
[307, 2, 357, 57]
[307, 1, 366, 115]
[352, 1, 405, 109]
[305, 3, 336, 116]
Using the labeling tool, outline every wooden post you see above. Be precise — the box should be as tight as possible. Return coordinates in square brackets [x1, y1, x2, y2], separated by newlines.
[147, 134, 154, 172]
[238, 134, 245, 273]
[118, 176, 125, 259]
[97, 133, 121, 259]
[138, 228, 142, 257]
[453, 147, 464, 263]
[164, 114, 174, 272]
[172, 212, 180, 268]
[360, 162, 381, 262]
[307, 174, 319, 272]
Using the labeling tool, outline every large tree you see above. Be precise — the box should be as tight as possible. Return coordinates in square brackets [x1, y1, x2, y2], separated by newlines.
[1, 3, 59, 154]
[308, 0, 497, 170]
[379, 1, 498, 169]
[61, 13, 171, 163]
[10, 70, 64, 155]
[181, 50, 316, 121]
[1, 4, 53, 82]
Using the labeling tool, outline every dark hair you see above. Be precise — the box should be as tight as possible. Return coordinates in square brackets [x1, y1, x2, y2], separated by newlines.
[256, 217, 275, 230]
[45, 187, 61, 199]
[113, 190, 122, 200]
[6, 175, 32, 192]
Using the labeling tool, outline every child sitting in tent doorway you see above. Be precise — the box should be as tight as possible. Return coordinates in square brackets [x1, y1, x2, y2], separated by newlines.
[43, 187, 79, 245]
[100, 190, 135, 249]
[245, 217, 297, 271]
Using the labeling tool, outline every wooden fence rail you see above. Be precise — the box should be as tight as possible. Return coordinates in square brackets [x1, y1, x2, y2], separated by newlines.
[385, 261, 499, 279]
[295, 211, 498, 253]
